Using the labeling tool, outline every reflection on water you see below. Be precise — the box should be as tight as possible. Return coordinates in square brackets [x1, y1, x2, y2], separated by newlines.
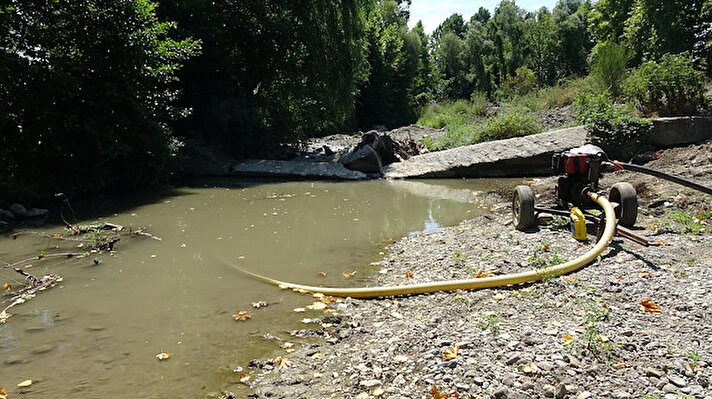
[0, 178, 519, 398]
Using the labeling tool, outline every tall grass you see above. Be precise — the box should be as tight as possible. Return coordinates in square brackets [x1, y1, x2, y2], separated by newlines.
[417, 97, 487, 129]
[437, 108, 543, 149]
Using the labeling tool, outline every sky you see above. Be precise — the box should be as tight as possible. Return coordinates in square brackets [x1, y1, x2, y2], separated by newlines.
[408, 0, 559, 33]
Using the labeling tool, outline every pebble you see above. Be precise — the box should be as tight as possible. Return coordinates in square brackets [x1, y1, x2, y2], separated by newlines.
[662, 383, 677, 393]
[493, 387, 509, 398]
[668, 375, 686, 387]
[4, 354, 26, 365]
[644, 367, 665, 379]
[359, 379, 381, 388]
[31, 344, 53, 354]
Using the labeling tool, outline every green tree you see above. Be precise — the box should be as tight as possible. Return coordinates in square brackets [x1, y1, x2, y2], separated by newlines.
[525, 9, 559, 85]
[553, 0, 592, 76]
[159, 0, 369, 155]
[489, 0, 529, 83]
[356, 0, 421, 127]
[588, 0, 635, 43]
[589, 41, 629, 98]
[624, 0, 709, 64]
[0, 0, 199, 200]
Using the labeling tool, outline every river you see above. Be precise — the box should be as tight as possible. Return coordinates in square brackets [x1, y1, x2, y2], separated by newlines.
[0, 178, 518, 397]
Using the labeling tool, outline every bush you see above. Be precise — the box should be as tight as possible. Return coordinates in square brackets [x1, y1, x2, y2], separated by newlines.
[500, 66, 537, 98]
[437, 108, 543, 149]
[575, 93, 652, 159]
[624, 54, 706, 116]
[479, 109, 543, 142]
[589, 42, 629, 98]
[417, 99, 487, 129]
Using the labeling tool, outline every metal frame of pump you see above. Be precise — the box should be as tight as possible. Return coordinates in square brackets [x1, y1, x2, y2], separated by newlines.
[512, 145, 643, 242]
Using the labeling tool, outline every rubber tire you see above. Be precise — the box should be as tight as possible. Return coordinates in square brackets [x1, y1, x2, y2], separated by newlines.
[608, 182, 638, 227]
[512, 185, 536, 231]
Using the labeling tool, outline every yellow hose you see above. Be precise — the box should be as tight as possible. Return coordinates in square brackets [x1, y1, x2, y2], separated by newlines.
[226, 191, 617, 298]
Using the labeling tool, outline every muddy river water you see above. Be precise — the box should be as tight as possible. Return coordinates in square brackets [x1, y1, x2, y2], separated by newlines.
[0, 178, 518, 397]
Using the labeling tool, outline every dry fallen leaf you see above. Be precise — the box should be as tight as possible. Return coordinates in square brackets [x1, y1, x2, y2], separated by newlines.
[637, 272, 652, 278]
[315, 272, 327, 277]
[274, 356, 292, 369]
[239, 373, 251, 384]
[317, 295, 337, 304]
[405, 271, 414, 278]
[616, 274, 624, 280]
[342, 271, 356, 278]
[613, 362, 626, 369]
[3, 283, 11, 292]
[156, 352, 171, 360]
[639, 298, 662, 313]
[233, 310, 253, 321]
[562, 333, 574, 346]
[251, 301, 268, 309]
[310, 352, 323, 360]
[442, 345, 459, 360]
[282, 342, 295, 353]
[475, 270, 489, 278]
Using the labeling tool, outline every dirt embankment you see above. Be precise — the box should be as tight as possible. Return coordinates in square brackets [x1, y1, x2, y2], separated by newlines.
[232, 141, 712, 399]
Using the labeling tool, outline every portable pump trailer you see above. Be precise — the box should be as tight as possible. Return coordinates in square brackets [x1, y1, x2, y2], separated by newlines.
[511, 144, 639, 231]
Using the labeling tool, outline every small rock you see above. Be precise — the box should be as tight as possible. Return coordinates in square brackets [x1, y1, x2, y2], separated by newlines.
[473, 377, 486, 386]
[538, 361, 555, 372]
[31, 344, 53, 354]
[576, 391, 592, 399]
[668, 375, 686, 387]
[644, 367, 665, 379]
[505, 354, 521, 365]
[26, 208, 49, 218]
[611, 390, 630, 399]
[662, 383, 677, 393]
[359, 379, 381, 388]
[521, 381, 535, 391]
[0, 208, 14, 221]
[10, 203, 27, 218]
[555, 384, 568, 399]
[4, 354, 26, 365]
[493, 387, 509, 398]
[543, 385, 556, 397]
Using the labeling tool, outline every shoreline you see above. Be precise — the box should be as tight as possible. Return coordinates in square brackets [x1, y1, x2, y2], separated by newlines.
[230, 141, 712, 399]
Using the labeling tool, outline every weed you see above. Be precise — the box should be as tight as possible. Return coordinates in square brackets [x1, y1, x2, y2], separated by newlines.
[476, 314, 500, 335]
[527, 241, 565, 281]
[422, 135, 436, 151]
[451, 252, 467, 267]
[454, 294, 477, 311]
[581, 301, 613, 358]
[668, 209, 709, 235]
[687, 351, 701, 367]
[514, 287, 539, 300]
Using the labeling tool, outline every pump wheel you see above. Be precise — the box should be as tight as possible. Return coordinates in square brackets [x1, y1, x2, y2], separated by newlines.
[512, 185, 536, 231]
[609, 182, 638, 227]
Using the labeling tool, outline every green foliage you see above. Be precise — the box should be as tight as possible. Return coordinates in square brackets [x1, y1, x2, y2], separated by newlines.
[356, 0, 424, 128]
[667, 209, 710, 235]
[623, 0, 709, 64]
[501, 66, 537, 97]
[589, 41, 629, 98]
[575, 93, 652, 158]
[624, 54, 706, 116]
[437, 108, 542, 149]
[476, 314, 501, 335]
[478, 108, 542, 141]
[160, 0, 368, 154]
[0, 0, 200, 201]
[417, 99, 487, 129]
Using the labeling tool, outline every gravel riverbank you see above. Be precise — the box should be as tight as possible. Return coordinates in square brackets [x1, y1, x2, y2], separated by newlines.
[235, 142, 712, 399]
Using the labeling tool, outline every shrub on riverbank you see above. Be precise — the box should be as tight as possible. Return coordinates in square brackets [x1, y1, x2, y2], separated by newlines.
[417, 97, 488, 129]
[437, 108, 543, 149]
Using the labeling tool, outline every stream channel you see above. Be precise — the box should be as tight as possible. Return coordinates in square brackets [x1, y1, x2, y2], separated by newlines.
[0, 178, 519, 397]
